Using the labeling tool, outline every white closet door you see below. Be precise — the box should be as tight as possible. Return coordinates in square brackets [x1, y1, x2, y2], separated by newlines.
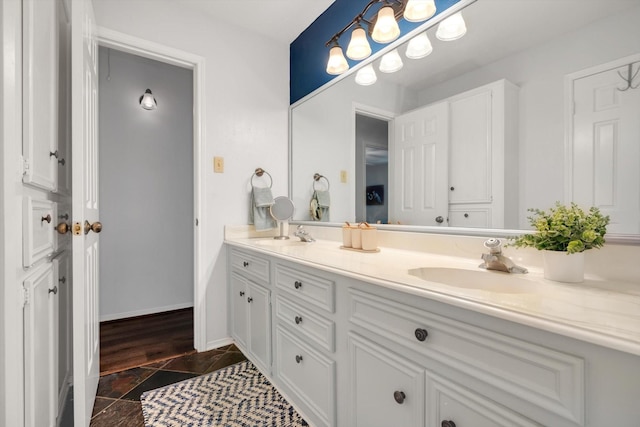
[391, 102, 449, 226]
[71, 0, 100, 424]
[571, 61, 640, 234]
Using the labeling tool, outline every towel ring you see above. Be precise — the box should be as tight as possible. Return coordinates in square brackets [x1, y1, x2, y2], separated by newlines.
[252, 168, 273, 188]
[313, 173, 330, 191]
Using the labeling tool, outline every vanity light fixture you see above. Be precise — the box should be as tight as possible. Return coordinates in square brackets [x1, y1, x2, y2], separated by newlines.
[139, 89, 157, 110]
[436, 11, 467, 41]
[403, 0, 436, 22]
[325, 0, 436, 75]
[326, 42, 350, 75]
[379, 49, 404, 73]
[405, 31, 433, 59]
[355, 64, 378, 85]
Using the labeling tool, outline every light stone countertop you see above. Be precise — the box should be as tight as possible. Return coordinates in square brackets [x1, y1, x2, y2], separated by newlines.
[225, 234, 640, 357]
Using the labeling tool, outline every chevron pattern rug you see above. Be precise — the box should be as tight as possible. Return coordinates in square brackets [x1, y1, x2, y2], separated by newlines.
[141, 361, 308, 427]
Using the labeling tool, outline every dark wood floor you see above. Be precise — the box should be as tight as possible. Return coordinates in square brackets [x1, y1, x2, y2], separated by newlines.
[99, 307, 195, 375]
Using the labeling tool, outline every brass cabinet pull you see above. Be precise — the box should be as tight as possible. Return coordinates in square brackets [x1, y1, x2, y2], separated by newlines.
[441, 421, 456, 427]
[294, 280, 302, 289]
[48, 286, 58, 295]
[295, 355, 303, 363]
[295, 316, 303, 325]
[41, 214, 52, 224]
[393, 391, 406, 404]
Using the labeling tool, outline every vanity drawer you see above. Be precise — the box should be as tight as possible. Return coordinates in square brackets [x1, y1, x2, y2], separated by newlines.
[275, 264, 335, 313]
[448, 207, 490, 228]
[426, 372, 541, 427]
[275, 294, 335, 352]
[23, 197, 57, 268]
[229, 249, 270, 284]
[276, 325, 335, 427]
[348, 288, 584, 425]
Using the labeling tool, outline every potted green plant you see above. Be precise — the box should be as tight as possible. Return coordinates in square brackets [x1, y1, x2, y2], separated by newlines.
[511, 202, 610, 282]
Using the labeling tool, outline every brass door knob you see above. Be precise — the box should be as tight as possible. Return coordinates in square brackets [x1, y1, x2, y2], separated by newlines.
[56, 222, 70, 234]
[84, 220, 103, 234]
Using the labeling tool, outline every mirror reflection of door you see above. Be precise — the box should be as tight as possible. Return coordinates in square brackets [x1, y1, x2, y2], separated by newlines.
[355, 114, 389, 224]
[569, 56, 640, 234]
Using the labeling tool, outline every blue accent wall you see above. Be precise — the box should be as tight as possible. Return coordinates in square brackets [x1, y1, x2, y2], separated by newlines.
[290, 0, 462, 104]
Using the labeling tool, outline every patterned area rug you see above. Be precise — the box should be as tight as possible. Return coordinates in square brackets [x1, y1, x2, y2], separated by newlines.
[141, 360, 308, 427]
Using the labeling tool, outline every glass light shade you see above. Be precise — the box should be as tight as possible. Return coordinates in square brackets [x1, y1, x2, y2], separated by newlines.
[346, 26, 372, 60]
[371, 6, 401, 44]
[139, 89, 157, 110]
[379, 49, 403, 73]
[406, 32, 433, 59]
[403, 0, 436, 22]
[326, 45, 349, 75]
[355, 64, 377, 86]
[436, 12, 467, 41]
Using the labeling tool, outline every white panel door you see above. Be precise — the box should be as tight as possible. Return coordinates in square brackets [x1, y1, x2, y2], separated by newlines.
[71, 0, 100, 424]
[392, 102, 449, 226]
[571, 61, 640, 234]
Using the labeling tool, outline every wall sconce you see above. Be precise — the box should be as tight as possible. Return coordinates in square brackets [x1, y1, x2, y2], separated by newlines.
[139, 89, 157, 110]
[325, 0, 436, 75]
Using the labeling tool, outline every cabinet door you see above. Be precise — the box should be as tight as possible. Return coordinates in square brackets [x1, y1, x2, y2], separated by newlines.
[248, 281, 271, 372]
[449, 89, 492, 204]
[426, 372, 540, 427]
[22, 0, 59, 191]
[230, 273, 248, 350]
[349, 334, 424, 427]
[56, 0, 72, 194]
[24, 263, 58, 427]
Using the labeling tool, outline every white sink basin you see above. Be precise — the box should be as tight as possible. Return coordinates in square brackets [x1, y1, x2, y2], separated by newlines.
[408, 267, 536, 294]
[252, 239, 309, 247]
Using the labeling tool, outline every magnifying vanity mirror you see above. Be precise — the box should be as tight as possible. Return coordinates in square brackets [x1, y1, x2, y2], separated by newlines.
[290, 0, 640, 240]
[270, 196, 296, 240]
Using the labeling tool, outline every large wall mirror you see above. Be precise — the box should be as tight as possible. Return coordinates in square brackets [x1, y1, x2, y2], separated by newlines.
[290, 0, 640, 239]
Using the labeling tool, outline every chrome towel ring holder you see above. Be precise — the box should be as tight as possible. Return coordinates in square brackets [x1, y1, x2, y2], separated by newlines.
[313, 173, 330, 191]
[252, 167, 273, 188]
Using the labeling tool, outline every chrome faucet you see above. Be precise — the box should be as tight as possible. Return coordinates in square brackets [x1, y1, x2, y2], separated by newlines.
[479, 238, 527, 274]
[294, 225, 315, 243]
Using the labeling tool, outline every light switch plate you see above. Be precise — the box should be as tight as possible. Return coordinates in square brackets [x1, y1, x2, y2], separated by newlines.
[214, 157, 224, 173]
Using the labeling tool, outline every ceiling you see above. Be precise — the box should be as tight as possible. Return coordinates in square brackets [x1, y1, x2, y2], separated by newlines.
[374, 0, 639, 91]
[180, 0, 336, 44]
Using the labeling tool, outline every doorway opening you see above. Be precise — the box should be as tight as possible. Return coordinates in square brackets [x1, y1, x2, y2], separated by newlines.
[355, 112, 392, 224]
[97, 45, 196, 372]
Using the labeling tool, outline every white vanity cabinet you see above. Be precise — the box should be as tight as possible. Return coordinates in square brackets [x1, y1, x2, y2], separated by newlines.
[226, 242, 640, 427]
[228, 249, 272, 374]
[273, 262, 337, 427]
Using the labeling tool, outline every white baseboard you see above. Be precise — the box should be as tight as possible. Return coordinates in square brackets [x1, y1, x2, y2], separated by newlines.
[99, 302, 194, 322]
[206, 336, 234, 351]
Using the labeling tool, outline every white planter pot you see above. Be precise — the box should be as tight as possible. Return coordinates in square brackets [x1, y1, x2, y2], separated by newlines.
[542, 250, 584, 283]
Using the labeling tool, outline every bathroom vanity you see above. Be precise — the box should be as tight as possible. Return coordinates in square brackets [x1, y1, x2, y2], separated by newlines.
[225, 227, 640, 427]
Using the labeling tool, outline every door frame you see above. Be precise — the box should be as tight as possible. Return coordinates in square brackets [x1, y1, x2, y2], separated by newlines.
[97, 27, 207, 350]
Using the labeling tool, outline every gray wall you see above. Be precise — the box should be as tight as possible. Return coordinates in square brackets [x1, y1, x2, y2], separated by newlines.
[98, 47, 194, 321]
